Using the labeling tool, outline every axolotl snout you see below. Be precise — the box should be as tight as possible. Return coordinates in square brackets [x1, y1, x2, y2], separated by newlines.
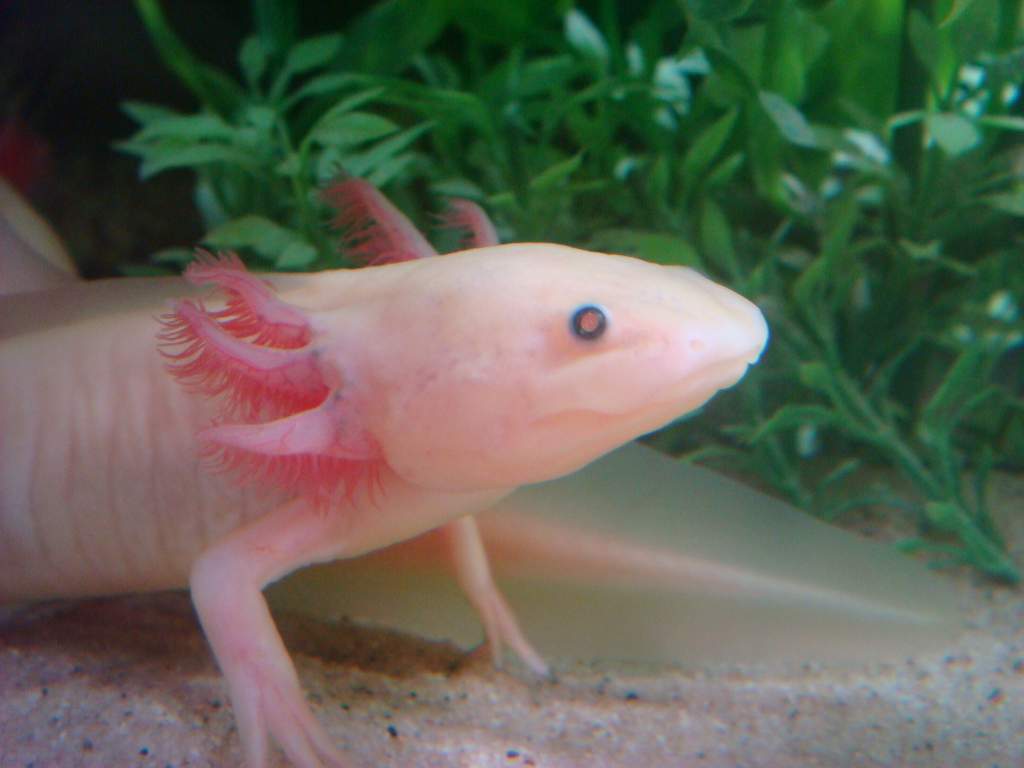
[1, 236, 765, 767]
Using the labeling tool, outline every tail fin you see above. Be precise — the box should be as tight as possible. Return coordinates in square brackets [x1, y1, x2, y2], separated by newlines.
[271, 443, 959, 665]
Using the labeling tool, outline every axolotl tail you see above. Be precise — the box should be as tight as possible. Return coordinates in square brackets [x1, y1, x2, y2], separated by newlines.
[270, 443, 960, 666]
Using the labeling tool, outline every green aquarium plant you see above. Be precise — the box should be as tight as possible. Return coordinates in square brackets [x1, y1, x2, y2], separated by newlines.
[121, 0, 1023, 581]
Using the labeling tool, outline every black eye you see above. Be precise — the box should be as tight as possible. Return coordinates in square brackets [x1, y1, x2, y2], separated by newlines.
[570, 304, 607, 340]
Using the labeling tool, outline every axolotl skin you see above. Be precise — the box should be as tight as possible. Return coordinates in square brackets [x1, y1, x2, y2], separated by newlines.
[0, 184, 768, 767]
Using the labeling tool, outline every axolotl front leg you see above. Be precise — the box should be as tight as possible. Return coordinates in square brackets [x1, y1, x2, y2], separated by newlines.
[190, 484, 511, 767]
[190, 498, 347, 767]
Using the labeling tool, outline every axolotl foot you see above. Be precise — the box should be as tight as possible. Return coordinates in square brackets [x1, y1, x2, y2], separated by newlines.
[473, 580, 550, 677]
[189, 500, 357, 768]
[442, 517, 550, 678]
[226, 653, 347, 768]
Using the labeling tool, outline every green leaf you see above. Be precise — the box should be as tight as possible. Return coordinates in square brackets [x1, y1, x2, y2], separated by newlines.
[341, 0, 453, 75]
[134, 113, 236, 143]
[451, 0, 565, 43]
[308, 112, 398, 147]
[366, 152, 418, 188]
[793, 191, 858, 309]
[150, 247, 195, 266]
[701, 45, 757, 103]
[284, 33, 344, 76]
[407, 87, 492, 132]
[239, 36, 268, 87]
[758, 91, 818, 148]
[885, 110, 927, 138]
[704, 152, 745, 188]
[938, 0, 980, 28]
[270, 33, 346, 103]
[271, 33, 345, 101]
[563, 9, 608, 67]
[134, 143, 259, 179]
[587, 229, 703, 268]
[679, 0, 754, 22]
[517, 55, 578, 97]
[681, 108, 738, 191]
[816, 458, 863, 494]
[924, 502, 1019, 582]
[193, 178, 228, 229]
[275, 241, 318, 269]
[303, 88, 388, 135]
[921, 345, 990, 431]
[340, 122, 433, 180]
[204, 215, 304, 258]
[926, 113, 981, 155]
[121, 101, 178, 126]
[283, 74, 365, 108]
[672, 444, 749, 465]
[978, 115, 1024, 133]
[315, 146, 345, 182]
[797, 361, 833, 395]
[431, 178, 486, 199]
[275, 153, 301, 177]
[528, 152, 583, 191]
[253, 0, 297, 55]
[699, 199, 738, 278]
[899, 238, 977, 275]
[748, 404, 837, 444]
[982, 188, 1024, 217]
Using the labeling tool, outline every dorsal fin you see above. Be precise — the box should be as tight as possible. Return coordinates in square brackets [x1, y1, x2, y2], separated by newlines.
[440, 198, 500, 249]
[322, 178, 437, 264]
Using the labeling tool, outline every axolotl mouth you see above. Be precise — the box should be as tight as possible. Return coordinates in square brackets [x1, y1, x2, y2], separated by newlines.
[652, 289, 770, 415]
[537, 347, 765, 435]
[628, 266, 768, 418]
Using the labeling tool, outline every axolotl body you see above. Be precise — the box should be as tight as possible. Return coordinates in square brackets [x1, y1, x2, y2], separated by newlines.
[0, 183, 767, 768]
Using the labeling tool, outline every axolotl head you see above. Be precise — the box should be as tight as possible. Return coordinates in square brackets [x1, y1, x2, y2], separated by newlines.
[328, 243, 768, 492]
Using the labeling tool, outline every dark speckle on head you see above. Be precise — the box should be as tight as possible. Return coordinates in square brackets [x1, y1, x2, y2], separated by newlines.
[570, 304, 607, 341]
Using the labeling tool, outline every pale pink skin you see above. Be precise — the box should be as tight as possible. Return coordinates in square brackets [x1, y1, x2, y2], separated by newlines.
[1, 234, 766, 767]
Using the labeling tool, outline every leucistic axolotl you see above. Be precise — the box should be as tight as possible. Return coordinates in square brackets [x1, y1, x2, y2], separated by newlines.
[1, 179, 766, 767]
[0, 179, 958, 768]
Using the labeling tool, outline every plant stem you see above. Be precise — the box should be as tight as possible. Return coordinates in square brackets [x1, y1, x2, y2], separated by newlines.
[133, 0, 239, 116]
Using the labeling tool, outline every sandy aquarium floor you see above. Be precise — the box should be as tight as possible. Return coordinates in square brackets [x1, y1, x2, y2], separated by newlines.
[1, 473, 1022, 768]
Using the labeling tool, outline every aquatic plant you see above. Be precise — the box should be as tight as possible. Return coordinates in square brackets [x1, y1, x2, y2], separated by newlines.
[121, 0, 1023, 581]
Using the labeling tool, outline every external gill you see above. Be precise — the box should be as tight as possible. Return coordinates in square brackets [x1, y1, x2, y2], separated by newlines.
[321, 178, 501, 263]
[185, 250, 311, 348]
[158, 299, 326, 420]
[160, 252, 382, 502]
[199, 398, 384, 505]
[322, 178, 437, 264]
[439, 199, 500, 249]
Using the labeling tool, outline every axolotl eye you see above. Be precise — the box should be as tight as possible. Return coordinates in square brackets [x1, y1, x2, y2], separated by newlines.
[570, 304, 608, 341]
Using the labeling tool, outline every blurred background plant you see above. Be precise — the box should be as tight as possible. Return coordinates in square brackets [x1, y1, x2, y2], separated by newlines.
[119, 0, 1023, 580]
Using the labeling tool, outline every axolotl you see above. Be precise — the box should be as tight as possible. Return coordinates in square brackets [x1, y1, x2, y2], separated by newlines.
[0, 179, 769, 766]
